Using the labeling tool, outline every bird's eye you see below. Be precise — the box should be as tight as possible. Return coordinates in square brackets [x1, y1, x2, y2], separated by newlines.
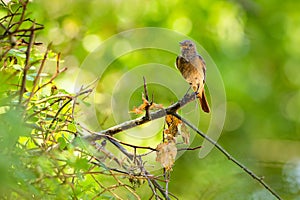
[189, 43, 193, 47]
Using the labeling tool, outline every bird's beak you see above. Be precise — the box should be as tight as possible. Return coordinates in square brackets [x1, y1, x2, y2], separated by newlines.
[179, 42, 188, 49]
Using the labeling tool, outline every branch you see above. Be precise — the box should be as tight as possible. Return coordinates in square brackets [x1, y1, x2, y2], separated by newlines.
[143, 76, 151, 120]
[172, 113, 283, 200]
[33, 53, 68, 94]
[24, 43, 52, 108]
[19, 24, 35, 103]
[105, 135, 157, 152]
[82, 92, 196, 141]
[177, 146, 202, 151]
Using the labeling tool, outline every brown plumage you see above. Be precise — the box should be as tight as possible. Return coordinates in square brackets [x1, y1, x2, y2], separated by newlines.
[176, 40, 210, 113]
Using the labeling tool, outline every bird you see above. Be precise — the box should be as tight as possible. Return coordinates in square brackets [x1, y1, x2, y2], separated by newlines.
[176, 40, 210, 113]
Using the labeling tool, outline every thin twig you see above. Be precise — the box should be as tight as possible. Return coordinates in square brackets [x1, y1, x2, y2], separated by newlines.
[31, 53, 67, 96]
[25, 98, 62, 121]
[105, 135, 157, 152]
[172, 113, 282, 200]
[34, 66, 68, 94]
[164, 171, 170, 199]
[19, 24, 35, 103]
[177, 146, 202, 151]
[143, 76, 151, 120]
[13, 0, 29, 32]
[24, 43, 52, 107]
[143, 76, 149, 101]
[48, 98, 72, 131]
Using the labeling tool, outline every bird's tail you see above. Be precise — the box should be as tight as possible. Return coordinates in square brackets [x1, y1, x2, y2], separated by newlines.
[197, 90, 210, 113]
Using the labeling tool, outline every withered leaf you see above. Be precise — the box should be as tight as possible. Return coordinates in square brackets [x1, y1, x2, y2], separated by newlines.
[156, 141, 177, 171]
[129, 107, 144, 114]
[129, 96, 149, 114]
[165, 114, 181, 127]
[150, 103, 163, 110]
[164, 115, 181, 139]
[179, 123, 190, 144]
[129, 95, 163, 114]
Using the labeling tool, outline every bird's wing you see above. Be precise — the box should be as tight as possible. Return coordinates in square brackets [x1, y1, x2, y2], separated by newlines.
[176, 56, 188, 70]
[176, 56, 189, 78]
[198, 55, 206, 82]
[176, 56, 201, 88]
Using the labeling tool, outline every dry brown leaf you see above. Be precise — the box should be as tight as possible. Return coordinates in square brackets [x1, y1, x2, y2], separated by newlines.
[164, 115, 182, 139]
[156, 141, 177, 171]
[180, 123, 190, 144]
[129, 95, 149, 114]
[129, 107, 144, 114]
[165, 115, 181, 127]
[150, 103, 163, 110]
[129, 95, 163, 114]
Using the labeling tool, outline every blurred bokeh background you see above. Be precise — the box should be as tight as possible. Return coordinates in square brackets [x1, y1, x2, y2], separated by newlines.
[22, 0, 300, 199]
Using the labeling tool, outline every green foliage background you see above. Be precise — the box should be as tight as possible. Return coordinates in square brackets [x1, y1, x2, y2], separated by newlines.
[1, 0, 300, 199]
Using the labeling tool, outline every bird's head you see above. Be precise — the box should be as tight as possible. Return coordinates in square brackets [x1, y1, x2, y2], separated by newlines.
[179, 40, 197, 57]
[179, 40, 196, 51]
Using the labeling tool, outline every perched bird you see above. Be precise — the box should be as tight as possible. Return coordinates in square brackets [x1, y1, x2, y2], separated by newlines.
[176, 40, 210, 113]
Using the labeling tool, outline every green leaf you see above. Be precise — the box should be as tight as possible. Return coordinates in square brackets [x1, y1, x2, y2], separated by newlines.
[67, 123, 77, 133]
[57, 137, 67, 150]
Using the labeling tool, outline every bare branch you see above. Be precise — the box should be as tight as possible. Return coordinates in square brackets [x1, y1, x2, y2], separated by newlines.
[24, 43, 52, 107]
[143, 76, 151, 120]
[83, 92, 196, 141]
[19, 24, 35, 103]
[177, 146, 202, 151]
